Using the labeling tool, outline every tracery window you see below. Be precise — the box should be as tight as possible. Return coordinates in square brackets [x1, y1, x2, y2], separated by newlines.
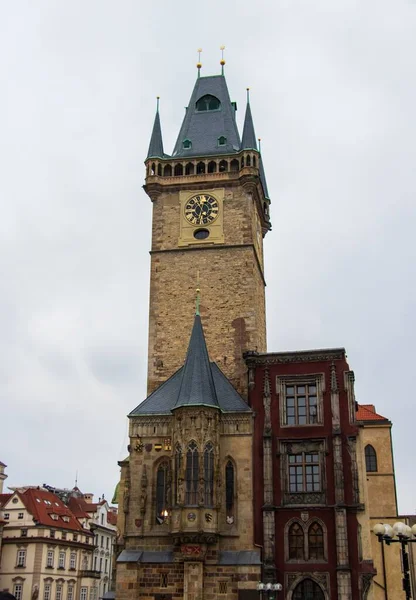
[156, 461, 170, 523]
[204, 443, 214, 506]
[365, 444, 378, 472]
[185, 441, 199, 505]
[308, 522, 324, 559]
[175, 444, 182, 504]
[196, 95, 221, 111]
[288, 522, 304, 559]
[293, 579, 324, 600]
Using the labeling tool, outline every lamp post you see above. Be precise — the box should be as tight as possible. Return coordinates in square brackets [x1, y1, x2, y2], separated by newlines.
[373, 521, 416, 599]
[257, 582, 283, 600]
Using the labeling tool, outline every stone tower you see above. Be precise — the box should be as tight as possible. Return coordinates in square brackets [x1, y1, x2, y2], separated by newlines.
[144, 74, 271, 397]
[115, 65, 271, 600]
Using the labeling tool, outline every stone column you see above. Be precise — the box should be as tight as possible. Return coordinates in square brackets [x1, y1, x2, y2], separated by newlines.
[262, 370, 276, 580]
[335, 508, 352, 599]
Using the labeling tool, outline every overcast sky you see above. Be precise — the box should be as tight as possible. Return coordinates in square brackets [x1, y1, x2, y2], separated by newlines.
[1, 1, 415, 514]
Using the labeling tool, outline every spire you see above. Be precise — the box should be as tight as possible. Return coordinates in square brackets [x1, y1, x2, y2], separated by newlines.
[174, 315, 219, 410]
[241, 89, 258, 150]
[146, 97, 165, 159]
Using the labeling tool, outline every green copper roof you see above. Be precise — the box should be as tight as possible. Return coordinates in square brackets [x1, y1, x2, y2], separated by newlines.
[172, 75, 241, 158]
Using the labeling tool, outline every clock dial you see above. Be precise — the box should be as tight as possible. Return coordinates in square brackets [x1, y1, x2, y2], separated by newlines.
[184, 194, 219, 226]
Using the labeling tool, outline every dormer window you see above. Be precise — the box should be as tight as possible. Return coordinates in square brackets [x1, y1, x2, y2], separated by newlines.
[196, 95, 220, 112]
[218, 136, 226, 146]
[183, 139, 192, 149]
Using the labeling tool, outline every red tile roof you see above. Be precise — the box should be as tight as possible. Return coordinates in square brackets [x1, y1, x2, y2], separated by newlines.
[0, 493, 12, 508]
[20, 489, 90, 533]
[67, 497, 93, 519]
[356, 404, 389, 422]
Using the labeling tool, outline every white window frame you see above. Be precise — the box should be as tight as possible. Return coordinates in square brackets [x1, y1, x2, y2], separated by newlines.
[67, 587, 74, 600]
[14, 583, 23, 600]
[47, 549, 54, 568]
[59, 551, 66, 569]
[44, 583, 51, 600]
[70, 553, 76, 569]
[16, 549, 26, 567]
[56, 585, 63, 600]
[80, 587, 88, 600]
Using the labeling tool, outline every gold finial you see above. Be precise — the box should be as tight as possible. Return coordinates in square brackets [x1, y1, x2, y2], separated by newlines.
[197, 48, 202, 76]
[196, 270, 201, 315]
[220, 45, 226, 74]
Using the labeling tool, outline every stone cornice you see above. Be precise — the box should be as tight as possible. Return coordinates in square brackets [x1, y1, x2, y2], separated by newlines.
[244, 348, 346, 366]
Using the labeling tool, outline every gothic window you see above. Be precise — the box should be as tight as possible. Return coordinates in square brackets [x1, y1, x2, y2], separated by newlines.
[288, 522, 304, 560]
[174, 163, 183, 176]
[196, 161, 205, 174]
[156, 461, 170, 523]
[289, 452, 320, 493]
[163, 164, 172, 177]
[157, 163, 162, 176]
[285, 383, 318, 425]
[293, 579, 324, 600]
[185, 162, 195, 175]
[175, 444, 182, 504]
[230, 159, 239, 172]
[308, 522, 324, 559]
[185, 441, 199, 505]
[246, 155, 251, 166]
[204, 443, 214, 506]
[196, 95, 221, 111]
[219, 160, 228, 172]
[253, 156, 257, 167]
[208, 160, 216, 173]
[365, 444, 378, 472]
[225, 461, 235, 518]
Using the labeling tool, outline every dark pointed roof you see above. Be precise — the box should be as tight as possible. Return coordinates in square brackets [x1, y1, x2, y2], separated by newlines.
[129, 315, 250, 416]
[241, 101, 257, 150]
[259, 154, 270, 200]
[174, 315, 218, 409]
[146, 109, 165, 159]
[172, 75, 241, 158]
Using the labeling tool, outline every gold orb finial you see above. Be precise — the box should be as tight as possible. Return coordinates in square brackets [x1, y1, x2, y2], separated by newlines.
[220, 45, 226, 71]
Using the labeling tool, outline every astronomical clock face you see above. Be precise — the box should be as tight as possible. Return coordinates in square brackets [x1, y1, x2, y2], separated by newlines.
[184, 194, 219, 226]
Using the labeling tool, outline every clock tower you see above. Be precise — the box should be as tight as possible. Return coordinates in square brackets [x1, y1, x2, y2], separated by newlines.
[144, 70, 271, 396]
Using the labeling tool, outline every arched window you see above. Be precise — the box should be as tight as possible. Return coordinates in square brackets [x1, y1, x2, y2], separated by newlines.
[196, 95, 221, 111]
[253, 156, 257, 168]
[174, 164, 183, 176]
[183, 139, 192, 149]
[163, 164, 172, 177]
[196, 161, 205, 175]
[151, 162, 156, 175]
[219, 160, 228, 172]
[241, 156, 244, 168]
[185, 162, 195, 175]
[208, 161, 216, 173]
[175, 444, 182, 504]
[185, 441, 199, 505]
[246, 155, 251, 166]
[204, 443, 214, 506]
[293, 579, 324, 600]
[230, 159, 239, 172]
[157, 163, 162, 176]
[288, 522, 304, 560]
[365, 445, 378, 472]
[218, 136, 227, 146]
[225, 461, 235, 519]
[308, 522, 324, 559]
[156, 462, 169, 523]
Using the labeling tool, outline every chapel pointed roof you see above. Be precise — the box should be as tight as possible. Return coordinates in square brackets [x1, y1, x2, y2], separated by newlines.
[172, 75, 241, 158]
[241, 94, 257, 151]
[146, 101, 165, 159]
[129, 313, 250, 416]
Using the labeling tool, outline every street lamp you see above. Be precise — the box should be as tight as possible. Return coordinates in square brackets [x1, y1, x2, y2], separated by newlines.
[373, 521, 416, 599]
[257, 582, 283, 600]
